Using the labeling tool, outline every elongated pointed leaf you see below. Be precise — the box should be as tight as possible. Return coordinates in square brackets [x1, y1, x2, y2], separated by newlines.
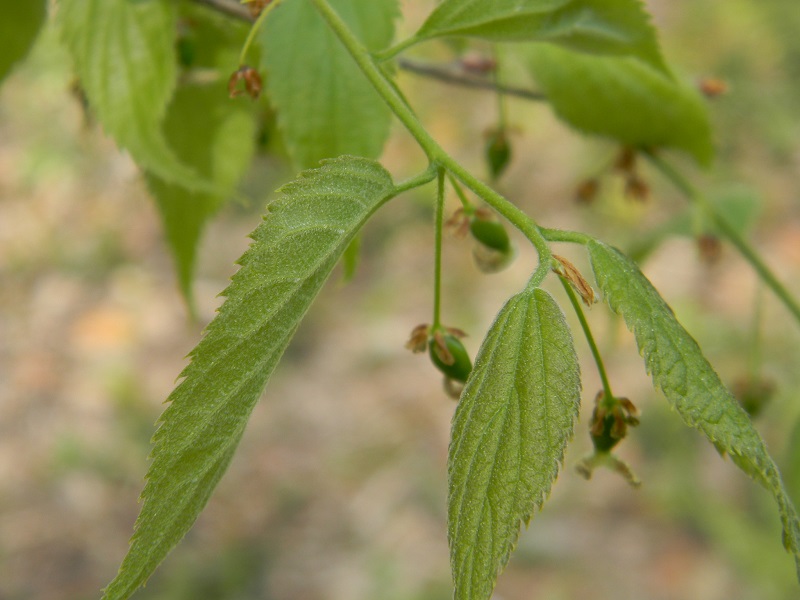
[0, 0, 47, 83]
[147, 81, 257, 307]
[59, 0, 211, 191]
[528, 45, 714, 166]
[103, 157, 398, 600]
[417, 0, 668, 73]
[588, 240, 800, 578]
[260, 0, 398, 169]
[449, 288, 581, 600]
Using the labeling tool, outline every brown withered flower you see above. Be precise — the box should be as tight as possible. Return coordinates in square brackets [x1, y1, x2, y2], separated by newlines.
[228, 66, 263, 99]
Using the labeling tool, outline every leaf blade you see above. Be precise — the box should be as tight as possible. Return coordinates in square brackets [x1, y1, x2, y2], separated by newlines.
[59, 0, 210, 190]
[147, 81, 257, 306]
[102, 157, 398, 600]
[528, 44, 714, 166]
[449, 288, 581, 600]
[417, 0, 668, 72]
[260, 0, 398, 169]
[588, 240, 800, 578]
[0, 0, 47, 83]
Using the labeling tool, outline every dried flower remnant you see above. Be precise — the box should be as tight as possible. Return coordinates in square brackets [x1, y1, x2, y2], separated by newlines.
[247, 0, 273, 18]
[577, 391, 642, 488]
[697, 234, 723, 264]
[553, 255, 595, 306]
[624, 174, 650, 202]
[228, 66, 263, 99]
[459, 53, 497, 75]
[405, 324, 429, 353]
[575, 177, 599, 204]
[699, 77, 729, 98]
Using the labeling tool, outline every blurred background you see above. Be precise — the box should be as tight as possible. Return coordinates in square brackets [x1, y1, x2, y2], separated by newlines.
[1, 1, 800, 599]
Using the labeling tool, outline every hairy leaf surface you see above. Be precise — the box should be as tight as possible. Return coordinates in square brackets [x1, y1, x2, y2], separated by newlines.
[0, 0, 47, 83]
[417, 0, 667, 72]
[260, 0, 398, 168]
[147, 82, 257, 307]
[449, 288, 581, 600]
[589, 240, 800, 578]
[103, 157, 397, 600]
[528, 45, 714, 166]
[59, 0, 209, 190]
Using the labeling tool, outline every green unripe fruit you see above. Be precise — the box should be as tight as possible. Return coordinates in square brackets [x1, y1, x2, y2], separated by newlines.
[429, 334, 472, 384]
[590, 413, 621, 453]
[469, 217, 511, 254]
[485, 130, 511, 180]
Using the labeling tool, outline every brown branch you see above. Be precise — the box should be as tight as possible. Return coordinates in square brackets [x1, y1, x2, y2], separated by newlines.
[396, 57, 545, 102]
[190, 0, 547, 102]
[193, 0, 252, 21]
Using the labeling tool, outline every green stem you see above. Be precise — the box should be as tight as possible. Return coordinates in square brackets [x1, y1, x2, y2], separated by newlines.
[310, 0, 552, 285]
[749, 284, 764, 381]
[448, 175, 473, 212]
[433, 168, 446, 329]
[493, 47, 508, 131]
[394, 163, 438, 194]
[560, 278, 615, 402]
[643, 151, 800, 327]
[541, 227, 594, 245]
[373, 34, 423, 62]
[238, 0, 283, 65]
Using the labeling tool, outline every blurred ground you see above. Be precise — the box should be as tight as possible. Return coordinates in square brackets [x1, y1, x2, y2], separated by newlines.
[2, 1, 800, 599]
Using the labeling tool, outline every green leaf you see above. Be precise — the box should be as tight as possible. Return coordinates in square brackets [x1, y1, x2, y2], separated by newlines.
[0, 0, 47, 83]
[449, 288, 581, 600]
[528, 44, 714, 166]
[59, 0, 212, 191]
[588, 240, 800, 578]
[259, 0, 398, 168]
[147, 81, 257, 307]
[103, 157, 398, 600]
[176, 1, 252, 71]
[417, 0, 668, 73]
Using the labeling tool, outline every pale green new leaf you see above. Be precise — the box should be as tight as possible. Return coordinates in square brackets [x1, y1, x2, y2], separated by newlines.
[0, 0, 47, 83]
[528, 44, 714, 166]
[588, 240, 800, 578]
[449, 288, 581, 600]
[59, 0, 210, 190]
[147, 81, 257, 308]
[103, 157, 397, 600]
[417, 0, 667, 73]
[260, 0, 398, 169]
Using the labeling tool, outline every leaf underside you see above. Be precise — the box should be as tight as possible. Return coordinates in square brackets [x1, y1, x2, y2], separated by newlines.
[260, 0, 399, 169]
[589, 240, 800, 580]
[528, 44, 714, 167]
[449, 288, 581, 600]
[59, 0, 211, 191]
[418, 0, 669, 73]
[102, 157, 397, 600]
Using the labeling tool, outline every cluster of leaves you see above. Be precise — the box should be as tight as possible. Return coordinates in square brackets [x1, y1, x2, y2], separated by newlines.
[4, 1, 799, 599]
